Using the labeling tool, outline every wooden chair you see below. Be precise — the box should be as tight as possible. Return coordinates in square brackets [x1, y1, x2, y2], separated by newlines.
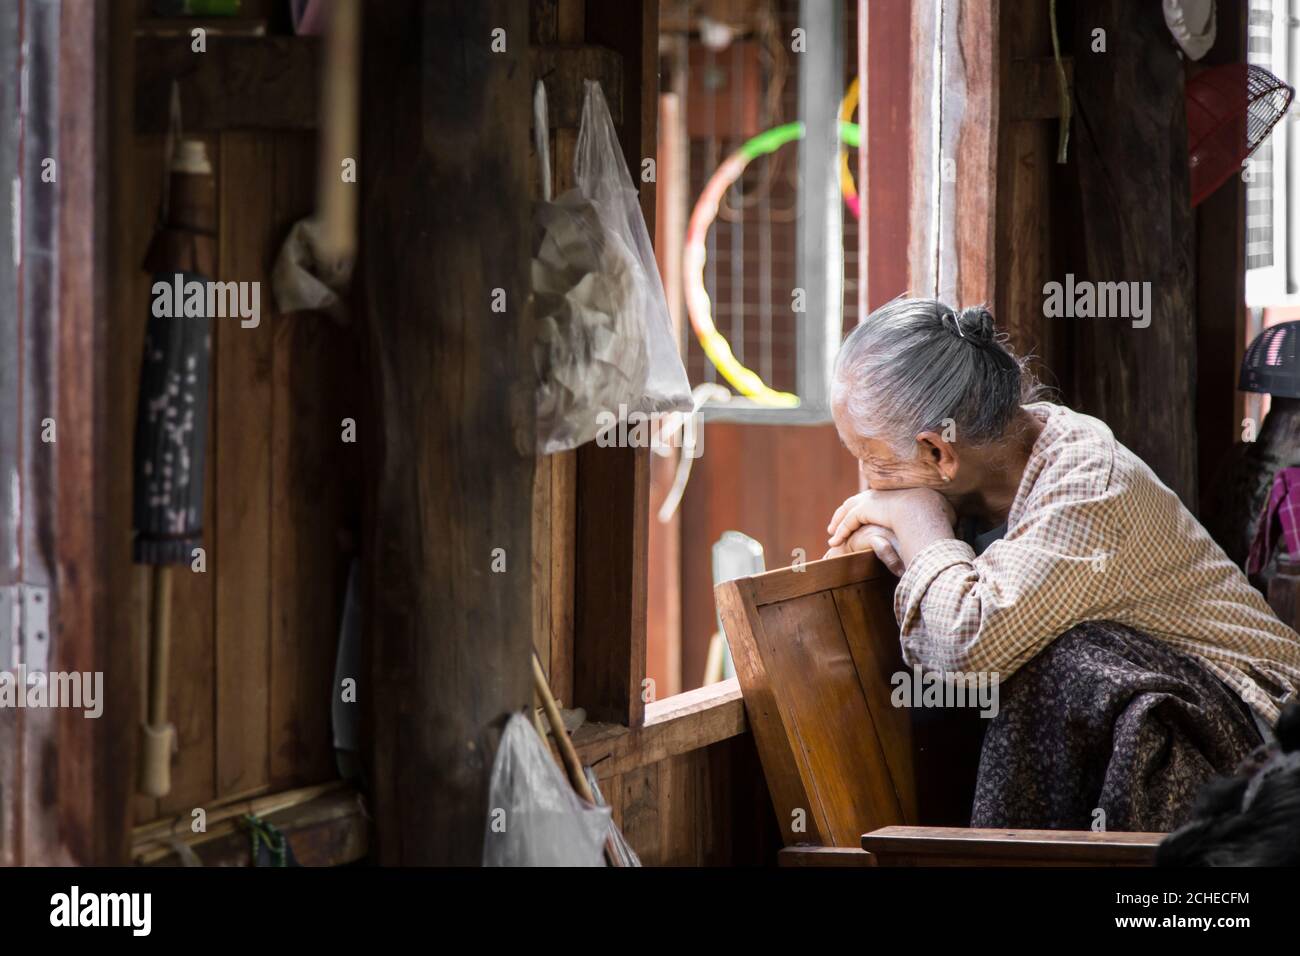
[716, 551, 1163, 865]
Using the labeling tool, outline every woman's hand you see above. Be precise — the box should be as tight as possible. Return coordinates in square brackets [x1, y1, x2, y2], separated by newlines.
[823, 523, 904, 575]
[826, 487, 956, 569]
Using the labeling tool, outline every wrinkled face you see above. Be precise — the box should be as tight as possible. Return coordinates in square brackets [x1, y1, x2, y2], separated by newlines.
[831, 397, 942, 491]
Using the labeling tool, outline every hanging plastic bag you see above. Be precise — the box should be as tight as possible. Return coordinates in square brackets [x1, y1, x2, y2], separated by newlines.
[533, 80, 692, 455]
[481, 713, 611, 867]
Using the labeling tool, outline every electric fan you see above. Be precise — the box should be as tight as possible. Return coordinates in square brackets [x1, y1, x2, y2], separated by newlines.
[1241, 321, 1300, 398]
[1187, 63, 1293, 208]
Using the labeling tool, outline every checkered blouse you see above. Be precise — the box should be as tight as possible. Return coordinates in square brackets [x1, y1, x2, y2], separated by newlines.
[894, 402, 1300, 726]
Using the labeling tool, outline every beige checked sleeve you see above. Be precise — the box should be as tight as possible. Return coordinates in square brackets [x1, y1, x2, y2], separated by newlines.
[892, 487, 1128, 678]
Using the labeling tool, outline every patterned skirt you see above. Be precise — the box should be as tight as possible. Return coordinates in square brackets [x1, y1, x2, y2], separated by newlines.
[971, 620, 1264, 832]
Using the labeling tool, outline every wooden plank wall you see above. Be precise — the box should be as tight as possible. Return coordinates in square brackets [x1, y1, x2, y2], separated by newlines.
[599, 732, 780, 866]
[123, 126, 361, 824]
[576, 683, 783, 866]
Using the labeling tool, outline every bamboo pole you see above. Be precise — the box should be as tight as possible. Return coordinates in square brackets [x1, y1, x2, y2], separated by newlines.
[532, 652, 594, 803]
[532, 651, 626, 866]
[138, 565, 174, 797]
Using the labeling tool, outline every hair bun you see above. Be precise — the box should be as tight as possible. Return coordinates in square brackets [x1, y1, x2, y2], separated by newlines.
[939, 305, 997, 345]
[950, 305, 996, 345]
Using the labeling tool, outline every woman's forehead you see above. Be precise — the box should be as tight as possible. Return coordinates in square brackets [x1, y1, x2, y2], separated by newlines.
[836, 423, 899, 463]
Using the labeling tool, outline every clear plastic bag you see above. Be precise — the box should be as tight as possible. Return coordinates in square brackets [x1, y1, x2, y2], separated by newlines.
[481, 713, 611, 867]
[533, 81, 692, 455]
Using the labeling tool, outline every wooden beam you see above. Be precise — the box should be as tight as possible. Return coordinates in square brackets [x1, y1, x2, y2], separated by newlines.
[360, 0, 534, 866]
[135, 36, 621, 133]
[135, 37, 321, 133]
[572, 677, 748, 778]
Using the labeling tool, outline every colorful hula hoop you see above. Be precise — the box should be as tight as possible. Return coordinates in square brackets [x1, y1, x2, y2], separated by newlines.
[684, 120, 861, 406]
[839, 77, 861, 219]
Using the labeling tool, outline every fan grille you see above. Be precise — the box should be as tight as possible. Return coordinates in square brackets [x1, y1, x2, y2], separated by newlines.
[1241, 321, 1300, 397]
[1187, 63, 1294, 208]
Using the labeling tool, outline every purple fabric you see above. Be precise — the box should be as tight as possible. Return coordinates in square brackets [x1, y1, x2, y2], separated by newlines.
[1247, 467, 1300, 575]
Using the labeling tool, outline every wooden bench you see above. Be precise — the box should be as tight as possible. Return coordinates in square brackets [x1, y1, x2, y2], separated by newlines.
[716, 551, 1163, 866]
[859, 826, 1161, 866]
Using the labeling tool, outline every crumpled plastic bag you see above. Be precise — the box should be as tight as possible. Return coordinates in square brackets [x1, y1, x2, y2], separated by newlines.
[271, 216, 354, 323]
[481, 713, 611, 866]
[1163, 0, 1216, 61]
[534, 81, 692, 455]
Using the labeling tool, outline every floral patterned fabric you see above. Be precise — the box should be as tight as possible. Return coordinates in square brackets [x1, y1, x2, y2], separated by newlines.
[970, 620, 1264, 832]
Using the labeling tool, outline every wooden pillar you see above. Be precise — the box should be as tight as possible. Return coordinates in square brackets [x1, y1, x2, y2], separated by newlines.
[908, 0, 999, 309]
[572, 0, 656, 726]
[1195, 0, 1249, 514]
[361, 0, 534, 865]
[865, 0, 913, 312]
[0, 0, 130, 867]
[993, 0, 1059, 368]
[1071, 0, 1198, 506]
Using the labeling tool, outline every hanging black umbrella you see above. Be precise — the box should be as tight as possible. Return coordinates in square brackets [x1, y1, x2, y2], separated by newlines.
[133, 135, 216, 798]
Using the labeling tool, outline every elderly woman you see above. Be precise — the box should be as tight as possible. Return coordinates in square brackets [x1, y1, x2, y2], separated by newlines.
[824, 297, 1300, 831]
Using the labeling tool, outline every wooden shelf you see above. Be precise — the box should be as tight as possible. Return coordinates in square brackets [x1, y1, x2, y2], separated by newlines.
[134, 35, 622, 133]
[136, 35, 321, 133]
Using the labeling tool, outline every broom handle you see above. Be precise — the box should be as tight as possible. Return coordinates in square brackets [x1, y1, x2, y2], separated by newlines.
[532, 652, 625, 866]
[531, 652, 595, 804]
[139, 565, 174, 797]
[146, 566, 173, 723]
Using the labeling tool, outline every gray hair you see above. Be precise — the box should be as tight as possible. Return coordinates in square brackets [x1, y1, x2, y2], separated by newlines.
[832, 297, 1039, 455]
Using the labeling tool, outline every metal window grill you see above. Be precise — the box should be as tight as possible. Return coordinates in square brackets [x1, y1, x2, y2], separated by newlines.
[1244, 0, 1286, 269]
[670, 0, 859, 423]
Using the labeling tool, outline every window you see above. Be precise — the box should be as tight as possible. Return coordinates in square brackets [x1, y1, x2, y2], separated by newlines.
[1245, 0, 1293, 305]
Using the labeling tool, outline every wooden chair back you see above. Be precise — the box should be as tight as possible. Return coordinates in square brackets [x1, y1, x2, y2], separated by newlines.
[715, 551, 984, 848]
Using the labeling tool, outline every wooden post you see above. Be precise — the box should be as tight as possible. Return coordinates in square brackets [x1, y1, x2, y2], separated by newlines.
[1071, 0, 1198, 506]
[1194, 0, 1249, 515]
[361, 0, 534, 865]
[572, 0, 656, 727]
[0, 0, 132, 867]
[994, 0, 1059, 368]
[908, 0, 1000, 309]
